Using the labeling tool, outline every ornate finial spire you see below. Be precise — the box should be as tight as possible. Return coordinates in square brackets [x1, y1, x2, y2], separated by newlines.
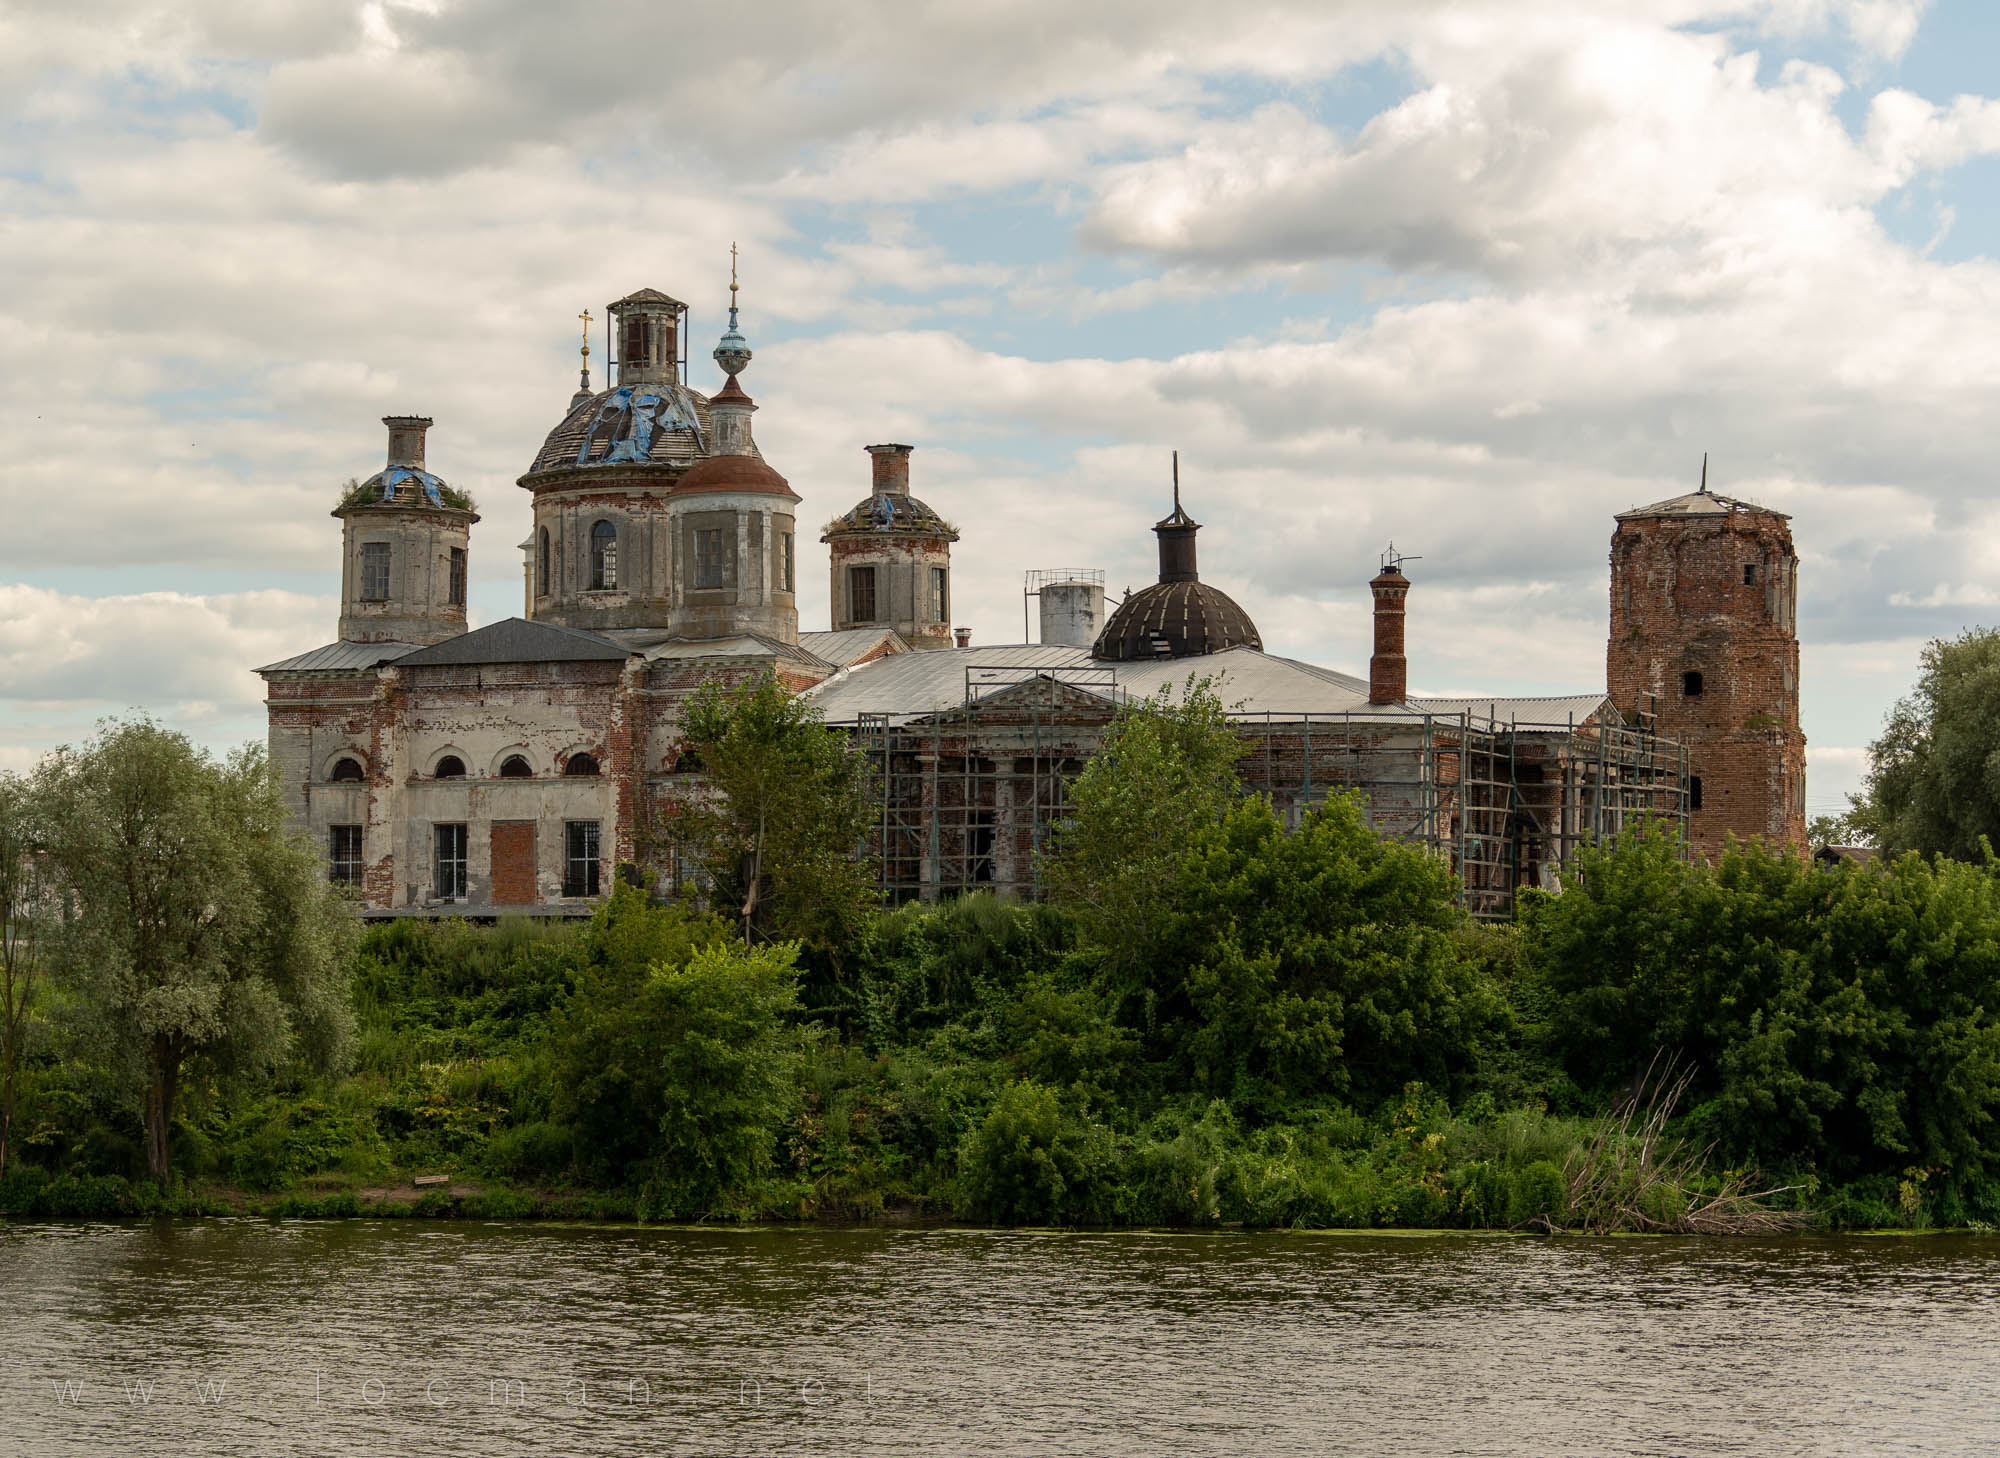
[577, 308, 593, 392]
[1172, 449, 1180, 512]
[713, 244, 753, 380]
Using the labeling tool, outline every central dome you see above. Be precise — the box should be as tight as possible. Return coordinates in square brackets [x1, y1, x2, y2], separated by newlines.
[522, 381, 712, 479]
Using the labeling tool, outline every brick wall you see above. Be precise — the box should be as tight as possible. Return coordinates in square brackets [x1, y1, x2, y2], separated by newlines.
[1608, 507, 1807, 860]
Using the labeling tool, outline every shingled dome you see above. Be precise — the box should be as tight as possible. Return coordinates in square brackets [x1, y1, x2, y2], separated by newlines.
[1091, 481, 1262, 661]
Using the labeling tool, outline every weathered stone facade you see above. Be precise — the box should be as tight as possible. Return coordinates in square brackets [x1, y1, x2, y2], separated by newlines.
[1607, 484, 1807, 860]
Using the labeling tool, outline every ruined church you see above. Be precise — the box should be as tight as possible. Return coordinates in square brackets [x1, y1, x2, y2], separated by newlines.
[260, 279, 1806, 919]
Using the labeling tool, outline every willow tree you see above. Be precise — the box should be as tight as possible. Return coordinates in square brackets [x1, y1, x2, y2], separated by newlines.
[34, 721, 354, 1185]
[0, 773, 47, 1179]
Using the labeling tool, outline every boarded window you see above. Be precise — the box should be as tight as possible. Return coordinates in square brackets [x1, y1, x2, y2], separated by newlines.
[449, 547, 467, 606]
[694, 528, 725, 589]
[564, 820, 601, 897]
[850, 565, 877, 622]
[490, 821, 536, 906]
[930, 567, 949, 622]
[591, 520, 617, 590]
[360, 542, 391, 601]
[328, 825, 363, 888]
[434, 823, 468, 900]
[329, 757, 364, 782]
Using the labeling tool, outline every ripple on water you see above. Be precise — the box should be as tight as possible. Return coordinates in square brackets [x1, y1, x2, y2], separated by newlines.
[3, 1222, 1998, 1456]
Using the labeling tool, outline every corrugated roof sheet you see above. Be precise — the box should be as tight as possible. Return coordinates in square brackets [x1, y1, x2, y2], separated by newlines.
[257, 640, 421, 673]
[805, 641, 1611, 731]
[394, 618, 633, 667]
[798, 628, 907, 667]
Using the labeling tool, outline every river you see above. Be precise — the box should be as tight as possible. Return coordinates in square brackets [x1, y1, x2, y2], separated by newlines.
[3, 1220, 1996, 1455]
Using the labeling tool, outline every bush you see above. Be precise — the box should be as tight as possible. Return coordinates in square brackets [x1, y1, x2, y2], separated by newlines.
[960, 1082, 1091, 1225]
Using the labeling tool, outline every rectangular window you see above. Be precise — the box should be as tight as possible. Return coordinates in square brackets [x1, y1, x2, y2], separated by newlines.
[782, 532, 795, 593]
[849, 565, 877, 622]
[360, 542, 391, 602]
[1743, 563, 1759, 585]
[434, 823, 468, 901]
[448, 547, 466, 606]
[328, 825, 363, 888]
[930, 566, 949, 622]
[694, 528, 725, 589]
[564, 821, 601, 898]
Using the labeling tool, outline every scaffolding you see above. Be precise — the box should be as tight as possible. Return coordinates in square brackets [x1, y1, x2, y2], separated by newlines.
[840, 675, 1689, 918]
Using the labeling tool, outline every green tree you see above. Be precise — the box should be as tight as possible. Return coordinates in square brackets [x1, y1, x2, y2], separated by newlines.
[1149, 794, 1492, 1112]
[673, 671, 878, 952]
[32, 721, 355, 1185]
[1851, 627, 2000, 858]
[1043, 675, 1243, 975]
[0, 773, 49, 1178]
[551, 883, 802, 1213]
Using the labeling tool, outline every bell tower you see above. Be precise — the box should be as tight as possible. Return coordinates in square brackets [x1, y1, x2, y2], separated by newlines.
[1608, 463, 1806, 860]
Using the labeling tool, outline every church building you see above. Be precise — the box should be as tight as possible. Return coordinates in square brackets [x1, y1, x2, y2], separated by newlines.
[260, 275, 1803, 918]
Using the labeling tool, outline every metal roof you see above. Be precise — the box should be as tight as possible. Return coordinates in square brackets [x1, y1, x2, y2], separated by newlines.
[798, 628, 907, 667]
[1616, 489, 1786, 521]
[257, 640, 421, 674]
[394, 618, 634, 667]
[641, 633, 828, 668]
[805, 641, 1611, 731]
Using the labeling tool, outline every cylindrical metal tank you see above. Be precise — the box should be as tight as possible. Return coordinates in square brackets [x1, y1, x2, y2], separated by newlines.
[1039, 579, 1105, 647]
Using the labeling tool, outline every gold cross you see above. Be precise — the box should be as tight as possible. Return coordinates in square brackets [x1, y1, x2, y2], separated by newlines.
[578, 308, 593, 357]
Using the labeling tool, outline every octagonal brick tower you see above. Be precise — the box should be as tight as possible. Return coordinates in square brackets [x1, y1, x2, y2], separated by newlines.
[1608, 469, 1806, 860]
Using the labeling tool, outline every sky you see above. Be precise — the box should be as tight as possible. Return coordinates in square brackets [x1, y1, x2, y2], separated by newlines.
[5, 0, 2000, 821]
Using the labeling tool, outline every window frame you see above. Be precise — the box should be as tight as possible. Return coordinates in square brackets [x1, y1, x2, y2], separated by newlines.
[781, 531, 795, 593]
[359, 542, 391, 602]
[849, 564, 878, 623]
[590, 520, 618, 591]
[448, 546, 467, 607]
[694, 527, 726, 590]
[930, 566, 949, 623]
[537, 526, 551, 598]
[434, 822, 468, 901]
[564, 820, 602, 898]
[328, 825, 363, 888]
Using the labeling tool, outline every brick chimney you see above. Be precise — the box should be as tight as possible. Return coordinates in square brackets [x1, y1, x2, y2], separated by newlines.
[1369, 563, 1409, 704]
[868, 443, 913, 496]
[384, 416, 432, 469]
[954, 627, 971, 648]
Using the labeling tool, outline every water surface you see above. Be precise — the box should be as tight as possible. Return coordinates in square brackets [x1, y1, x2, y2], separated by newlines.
[2, 1221, 1994, 1455]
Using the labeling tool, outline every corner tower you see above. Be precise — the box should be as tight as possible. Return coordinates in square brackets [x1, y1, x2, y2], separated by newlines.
[822, 444, 959, 649]
[666, 263, 801, 642]
[1608, 465, 1805, 860]
[334, 416, 478, 646]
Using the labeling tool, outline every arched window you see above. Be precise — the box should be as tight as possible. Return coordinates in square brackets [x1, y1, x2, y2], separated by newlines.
[537, 527, 550, 597]
[434, 755, 467, 780]
[498, 755, 533, 779]
[329, 757, 364, 782]
[672, 749, 703, 774]
[591, 520, 617, 591]
[564, 753, 600, 778]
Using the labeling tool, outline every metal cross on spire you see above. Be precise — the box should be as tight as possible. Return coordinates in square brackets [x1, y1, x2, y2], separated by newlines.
[577, 308, 593, 391]
[728, 242, 740, 329]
